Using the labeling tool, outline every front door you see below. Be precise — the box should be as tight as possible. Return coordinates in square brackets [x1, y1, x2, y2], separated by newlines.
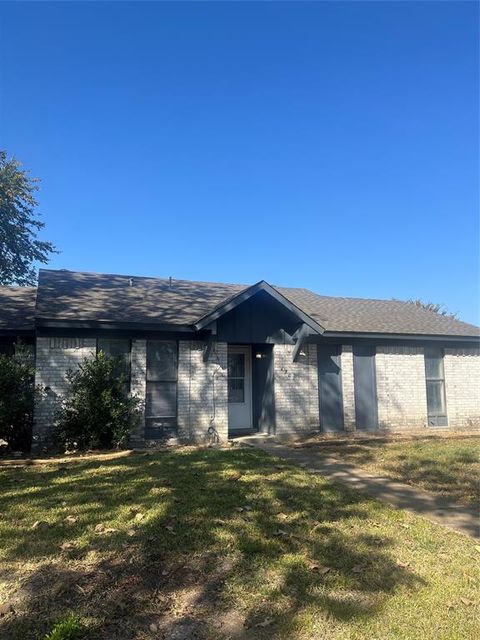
[228, 346, 252, 433]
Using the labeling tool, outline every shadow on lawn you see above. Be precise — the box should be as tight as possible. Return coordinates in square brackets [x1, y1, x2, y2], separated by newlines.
[0, 448, 423, 639]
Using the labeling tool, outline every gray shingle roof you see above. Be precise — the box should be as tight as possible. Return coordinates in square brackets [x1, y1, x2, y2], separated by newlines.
[33, 269, 479, 338]
[0, 286, 37, 331]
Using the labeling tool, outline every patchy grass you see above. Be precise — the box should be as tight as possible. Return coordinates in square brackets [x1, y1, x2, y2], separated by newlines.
[0, 447, 479, 639]
[301, 436, 480, 506]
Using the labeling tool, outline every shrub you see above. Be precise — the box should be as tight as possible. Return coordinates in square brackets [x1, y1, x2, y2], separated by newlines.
[43, 615, 85, 640]
[54, 352, 141, 451]
[0, 344, 34, 451]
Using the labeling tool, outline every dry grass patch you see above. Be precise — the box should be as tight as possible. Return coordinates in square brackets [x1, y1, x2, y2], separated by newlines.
[298, 435, 480, 506]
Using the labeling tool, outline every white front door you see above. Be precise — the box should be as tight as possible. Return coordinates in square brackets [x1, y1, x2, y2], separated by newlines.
[228, 346, 252, 432]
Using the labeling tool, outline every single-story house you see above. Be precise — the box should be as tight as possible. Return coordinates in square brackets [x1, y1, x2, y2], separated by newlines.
[1, 268, 479, 449]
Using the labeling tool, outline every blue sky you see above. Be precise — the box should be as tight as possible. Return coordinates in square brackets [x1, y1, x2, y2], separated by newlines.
[1, 1, 478, 324]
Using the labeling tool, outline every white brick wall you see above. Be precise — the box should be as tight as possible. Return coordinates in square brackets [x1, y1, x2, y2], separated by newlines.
[376, 346, 428, 430]
[444, 347, 480, 430]
[32, 335, 480, 446]
[273, 343, 319, 437]
[177, 340, 228, 443]
[130, 339, 147, 445]
[33, 337, 96, 449]
[340, 345, 356, 432]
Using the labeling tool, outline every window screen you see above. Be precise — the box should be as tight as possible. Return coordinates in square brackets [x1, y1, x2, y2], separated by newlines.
[97, 339, 131, 392]
[424, 347, 447, 426]
[146, 341, 178, 428]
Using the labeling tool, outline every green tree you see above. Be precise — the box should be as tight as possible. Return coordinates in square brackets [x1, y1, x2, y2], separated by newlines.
[54, 352, 141, 451]
[0, 150, 57, 285]
[0, 345, 35, 451]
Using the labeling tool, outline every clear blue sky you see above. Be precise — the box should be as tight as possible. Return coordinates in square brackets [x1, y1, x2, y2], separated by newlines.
[1, 1, 478, 324]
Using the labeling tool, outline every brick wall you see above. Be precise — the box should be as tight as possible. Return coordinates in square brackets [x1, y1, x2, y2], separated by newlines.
[31, 336, 480, 448]
[376, 346, 428, 430]
[32, 337, 96, 450]
[273, 343, 319, 437]
[177, 340, 228, 443]
[444, 347, 480, 430]
[340, 345, 356, 432]
[129, 339, 147, 445]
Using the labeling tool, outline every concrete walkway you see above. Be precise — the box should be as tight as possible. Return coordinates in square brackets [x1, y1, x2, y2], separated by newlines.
[241, 436, 479, 539]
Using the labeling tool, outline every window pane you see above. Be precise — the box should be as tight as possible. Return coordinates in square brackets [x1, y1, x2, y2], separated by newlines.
[425, 355, 443, 380]
[146, 381, 177, 417]
[228, 378, 245, 403]
[97, 339, 131, 381]
[147, 341, 177, 380]
[98, 339, 130, 358]
[228, 353, 245, 378]
[426, 380, 446, 415]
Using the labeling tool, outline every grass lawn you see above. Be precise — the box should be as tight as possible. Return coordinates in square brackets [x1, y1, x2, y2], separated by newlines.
[297, 436, 480, 507]
[0, 447, 479, 640]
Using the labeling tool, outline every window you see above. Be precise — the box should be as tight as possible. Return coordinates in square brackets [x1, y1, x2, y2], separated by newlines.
[97, 339, 131, 393]
[424, 347, 447, 426]
[146, 341, 178, 435]
[228, 353, 245, 403]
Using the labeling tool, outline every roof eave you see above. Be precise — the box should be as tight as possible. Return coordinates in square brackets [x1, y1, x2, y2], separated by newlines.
[320, 331, 480, 343]
[35, 318, 197, 332]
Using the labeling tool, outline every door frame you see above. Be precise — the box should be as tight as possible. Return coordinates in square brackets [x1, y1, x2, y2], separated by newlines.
[227, 345, 253, 434]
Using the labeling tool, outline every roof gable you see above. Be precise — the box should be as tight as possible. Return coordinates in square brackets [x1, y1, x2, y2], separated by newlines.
[194, 280, 325, 334]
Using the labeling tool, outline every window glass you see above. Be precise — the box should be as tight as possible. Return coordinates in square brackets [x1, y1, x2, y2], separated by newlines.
[146, 382, 177, 417]
[97, 339, 131, 382]
[146, 341, 178, 422]
[147, 341, 177, 380]
[424, 348, 447, 420]
[228, 353, 245, 379]
[426, 381, 446, 415]
[228, 377, 245, 403]
[425, 350, 443, 379]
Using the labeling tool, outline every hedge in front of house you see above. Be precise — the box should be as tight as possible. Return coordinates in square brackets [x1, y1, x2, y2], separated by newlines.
[54, 352, 141, 451]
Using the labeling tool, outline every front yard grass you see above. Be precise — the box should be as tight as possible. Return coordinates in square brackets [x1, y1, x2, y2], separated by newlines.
[298, 435, 480, 507]
[0, 447, 479, 639]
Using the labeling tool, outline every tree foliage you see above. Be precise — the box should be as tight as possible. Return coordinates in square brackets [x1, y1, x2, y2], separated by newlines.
[408, 298, 457, 319]
[0, 345, 35, 451]
[54, 352, 141, 451]
[0, 150, 57, 285]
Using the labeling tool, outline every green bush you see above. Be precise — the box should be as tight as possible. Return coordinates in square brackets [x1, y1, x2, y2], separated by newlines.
[43, 615, 85, 640]
[0, 345, 34, 451]
[54, 352, 141, 451]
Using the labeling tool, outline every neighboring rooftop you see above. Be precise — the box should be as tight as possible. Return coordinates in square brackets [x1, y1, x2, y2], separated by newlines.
[0, 286, 37, 332]
[30, 269, 479, 338]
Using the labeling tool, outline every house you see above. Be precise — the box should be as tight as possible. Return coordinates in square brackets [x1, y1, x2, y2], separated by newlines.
[1, 268, 479, 449]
